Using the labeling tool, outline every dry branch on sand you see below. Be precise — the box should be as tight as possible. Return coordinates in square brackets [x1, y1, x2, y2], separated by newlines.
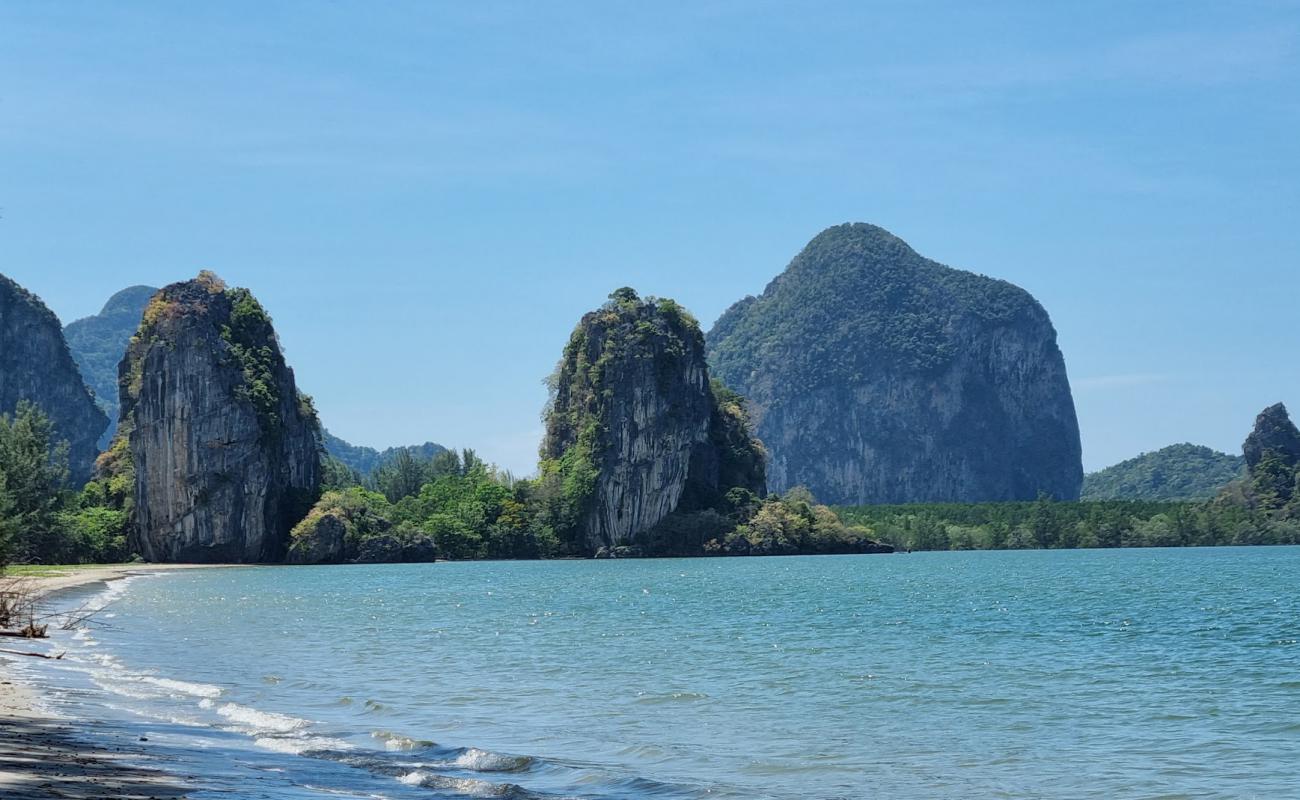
[0, 574, 103, 640]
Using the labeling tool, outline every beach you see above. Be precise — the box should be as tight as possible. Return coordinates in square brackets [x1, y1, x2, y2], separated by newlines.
[1, 565, 221, 799]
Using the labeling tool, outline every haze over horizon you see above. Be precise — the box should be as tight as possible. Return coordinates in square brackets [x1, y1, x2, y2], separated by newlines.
[3, 1, 1297, 476]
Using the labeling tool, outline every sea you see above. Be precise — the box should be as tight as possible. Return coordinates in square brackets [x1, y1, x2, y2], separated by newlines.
[9, 548, 1300, 799]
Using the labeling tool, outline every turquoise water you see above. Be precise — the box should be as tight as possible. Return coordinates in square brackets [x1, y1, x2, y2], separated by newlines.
[18, 548, 1300, 799]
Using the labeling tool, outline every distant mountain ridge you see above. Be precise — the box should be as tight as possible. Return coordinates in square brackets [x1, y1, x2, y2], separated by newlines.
[322, 429, 447, 475]
[64, 285, 158, 447]
[1082, 444, 1244, 501]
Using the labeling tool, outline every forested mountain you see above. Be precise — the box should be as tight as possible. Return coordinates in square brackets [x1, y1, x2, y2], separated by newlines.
[0, 273, 107, 484]
[321, 429, 447, 476]
[63, 285, 158, 447]
[1082, 444, 1244, 501]
[707, 223, 1082, 505]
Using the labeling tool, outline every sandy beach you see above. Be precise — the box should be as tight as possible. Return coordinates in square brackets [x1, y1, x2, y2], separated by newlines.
[1, 564, 225, 799]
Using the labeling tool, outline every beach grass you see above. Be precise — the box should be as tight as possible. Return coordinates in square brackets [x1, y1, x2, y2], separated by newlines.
[3, 563, 134, 578]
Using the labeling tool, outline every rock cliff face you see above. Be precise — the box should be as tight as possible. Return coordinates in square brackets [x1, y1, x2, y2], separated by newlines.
[110, 272, 321, 562]
[707, 223, 1083, 505]
[64, 285, 157, 448]
[0, 274, 107, 484]
[542, 289, 766, 554]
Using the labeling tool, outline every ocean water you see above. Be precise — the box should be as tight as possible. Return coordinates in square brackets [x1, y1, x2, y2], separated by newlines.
[12, 548, 1300, 799]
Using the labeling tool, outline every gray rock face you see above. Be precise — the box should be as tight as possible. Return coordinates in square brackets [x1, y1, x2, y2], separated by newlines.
[542, 290, 766, 554]
[0, 274, 108, 484]
[707, 223, 1083, 504]
[64, 285, 157, 449]
[117, 273, 321, 562]
[353, 534, 437, 563]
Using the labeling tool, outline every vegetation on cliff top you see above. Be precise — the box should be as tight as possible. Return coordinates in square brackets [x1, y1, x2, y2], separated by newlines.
[537, 287, 771, 555]
[707, 223, 1043, 389]
[1082, 444, 1244, 501]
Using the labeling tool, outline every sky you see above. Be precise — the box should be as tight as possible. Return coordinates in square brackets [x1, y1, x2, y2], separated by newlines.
[2, 1, 1297, 475]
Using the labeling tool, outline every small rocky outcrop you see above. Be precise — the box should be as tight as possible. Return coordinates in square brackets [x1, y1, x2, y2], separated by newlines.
[707, 223, 1083, 505]
[354, 534, 437, 563]
[286, 513, 349, 564]
[1238, 402, 1300, 514]
[64, 285, 157, 448]
[286, 488, 437, 564]
[1242, 403, 1300, 473]
[541, 288, 766, 555]
[109, 272, 321, 562]
[0, 273, 108, 484]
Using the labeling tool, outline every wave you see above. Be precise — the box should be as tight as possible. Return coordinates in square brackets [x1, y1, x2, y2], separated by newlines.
[254, 734, 355, 756]
[450, 748, 536, 774]
[217, 702, 312, 734]
[396, 770, 535, 798]
[139, 676, 223, 698]
[371, 729, 436, 751]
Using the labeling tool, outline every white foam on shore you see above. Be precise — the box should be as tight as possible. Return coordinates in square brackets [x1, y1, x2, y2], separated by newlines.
[139, 676, 223, 699]
[396, 771, 516, 796]
[217, 702, 312, 734]
[254, 734, 355, 755]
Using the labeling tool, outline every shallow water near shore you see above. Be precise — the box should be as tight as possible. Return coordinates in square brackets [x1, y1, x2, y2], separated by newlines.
[13, 548, 1300, 799]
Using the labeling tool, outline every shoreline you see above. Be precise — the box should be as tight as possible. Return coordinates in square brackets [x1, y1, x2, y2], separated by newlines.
[1, 563, 229, 799]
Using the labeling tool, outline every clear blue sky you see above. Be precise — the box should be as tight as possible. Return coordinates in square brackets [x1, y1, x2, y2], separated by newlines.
[2, 1, 1297, 476]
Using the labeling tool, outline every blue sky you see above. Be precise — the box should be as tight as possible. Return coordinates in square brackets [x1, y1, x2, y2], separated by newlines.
[2, 1, 1297, 475]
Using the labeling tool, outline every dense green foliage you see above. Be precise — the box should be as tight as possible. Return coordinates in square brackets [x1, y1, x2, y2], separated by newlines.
[700, 487, 888, 556]
[220, 286, 286, 439]
[836, 497, 1300, 551]
[63, 285, 157, 444]
[0, 402, 129, 566]
[299, 449, 556, 560]
[1082, 444, 1244, 501]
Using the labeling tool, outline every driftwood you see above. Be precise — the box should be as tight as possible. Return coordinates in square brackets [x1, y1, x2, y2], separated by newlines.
[0, 628, 48, 638]
[0, 647, 62, 659]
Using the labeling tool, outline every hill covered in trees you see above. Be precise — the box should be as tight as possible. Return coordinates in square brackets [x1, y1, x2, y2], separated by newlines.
[1082, 444, 1244, 501]
[707, 223, 1082, 505]
[63, 285, 157, 447]
[321, 429, 447, 477]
